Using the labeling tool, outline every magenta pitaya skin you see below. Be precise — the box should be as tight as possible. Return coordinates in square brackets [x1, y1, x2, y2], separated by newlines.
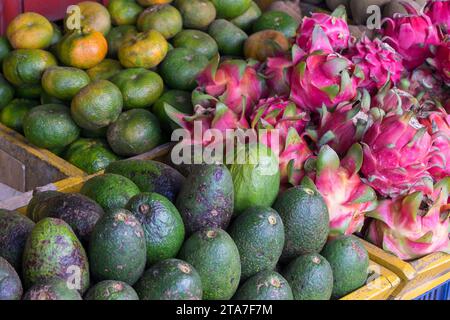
[428, 38, 450, 86]
[361, 112, 434, 198]
[347, 37, 404, 93]
[400, 65, 448, 103]
[264, 55, 293, 97]
[296, 5, 350, 52]
[313, 100, 370, 156]
[420, 108, 450, 181]
[305, 144, 378, 237]
[164, 102, 249, 146]
[382, 1, 441, 70]
[251, 97, 313, 185]
[366, 177, 450, 261]
[290, 26, 363, 112]
[196, 57, 266, 117]
[425, 0, 450, 33]
[372, 86, 419, 116]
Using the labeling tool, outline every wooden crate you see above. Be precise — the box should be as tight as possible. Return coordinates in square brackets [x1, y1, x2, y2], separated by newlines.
[362, 240, 450, 300]
[0, 123, 86, 193]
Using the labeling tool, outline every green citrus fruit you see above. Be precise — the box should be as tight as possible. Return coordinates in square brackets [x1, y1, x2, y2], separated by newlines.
[137, 5, 182, 39]
[2, 49, 57, 86]
[110, 68, 164, 110]
[23, 104, 80, 149]
[86, 59, 123, 81]
[107, 109, 162, 156]
[0, 99, 38, 132]
[42, 66, 91, 101]
[71, 80, 123, 131]
[159, 48, 209, 91]
[172, 30, 218, 59]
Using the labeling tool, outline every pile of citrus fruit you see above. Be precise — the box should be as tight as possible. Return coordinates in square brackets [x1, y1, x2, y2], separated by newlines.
[0, 0, 299, 173]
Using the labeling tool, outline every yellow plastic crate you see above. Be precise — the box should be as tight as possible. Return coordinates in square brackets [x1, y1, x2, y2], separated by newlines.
[362, 240, 450, 300]
[340, 261, 400, 300]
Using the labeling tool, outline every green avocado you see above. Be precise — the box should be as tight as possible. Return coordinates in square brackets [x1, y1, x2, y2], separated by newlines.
[22, 218, 90, 293]
[0, 257, 23, 300]
[23, 277, 82, 300]
[89, 209, 146, 285]
[126, 192, 185, 265]
[178, 228, 241, 300]
[134, 258, 202, 300]
[228, 206, 284, 280]
[321, 235, 369, 299]
[175, 164, 234, 234]
[27, 193, 104, 243]
[85, 280, 139, 300]
[273, 185, 329, 260]
[0, 209, 35, 271]
[233, 270, 293, 300]
[80, 173, 141, 212]
[105, 159, 185, 202]
[283, 253, 334, 300]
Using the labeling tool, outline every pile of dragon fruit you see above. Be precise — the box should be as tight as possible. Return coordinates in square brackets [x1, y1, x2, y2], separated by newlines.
[170, 1, 450, 261]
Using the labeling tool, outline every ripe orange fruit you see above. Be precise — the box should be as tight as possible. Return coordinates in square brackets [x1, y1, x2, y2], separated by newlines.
[6, 12, 54, 49]
[118, 30, 168, 69]
[57, 29, 108, 69]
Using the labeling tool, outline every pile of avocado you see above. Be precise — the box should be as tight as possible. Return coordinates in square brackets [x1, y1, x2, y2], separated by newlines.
[0, 159, 369, 300]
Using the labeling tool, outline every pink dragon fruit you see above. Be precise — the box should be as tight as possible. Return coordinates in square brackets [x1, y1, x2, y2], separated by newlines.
[296, 5, 350, 52]
[400, 65, 448, 103]
[371, 84, 419, 116]
[290, 25, 363, 112]
[425, 0, 450, 33]
[346, 37, 404, 93]
[309, 92, 371, 156]
[195, 57, 266, 117]
[250, 97, 313, 185]
[427, 38, 450, 86]
[420, 107, 450, 181]
[361, 112, 434, 198]
[264, 54, 293, 97]
[165, 102, 249, 146]
[303, 144, 378, 237]
[279, 128, 314, 186]
[366, 177, 450, 260]
[382, 1, 441, 70]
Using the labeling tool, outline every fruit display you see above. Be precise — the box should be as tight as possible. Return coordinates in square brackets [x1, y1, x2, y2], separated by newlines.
[0, 0, 449, 302]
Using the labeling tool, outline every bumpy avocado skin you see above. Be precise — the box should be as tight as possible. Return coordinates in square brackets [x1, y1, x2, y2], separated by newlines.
[27, 193, 104, 243]
[80, 173, 140, 212]
[273, 186, 330, 260]
[0, 209, 35, 271]
[178, 228, 241, 300]
[22, 218, 90, 293]
[321, 235, 369, 299]
[0, 257, 23, 300]
[233, 270, 293, 300]
[89, 209, 147, 285]
[23, 277, 82, 300]
[228, 206, 284, 280]
[105, 159, 185, 202]
[126, 192, 185, 265]
[175, 164, 234, 234]
[85, 280, 139, 300]
[282, 253, 334, 300]
[134, 258, 202, 300]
